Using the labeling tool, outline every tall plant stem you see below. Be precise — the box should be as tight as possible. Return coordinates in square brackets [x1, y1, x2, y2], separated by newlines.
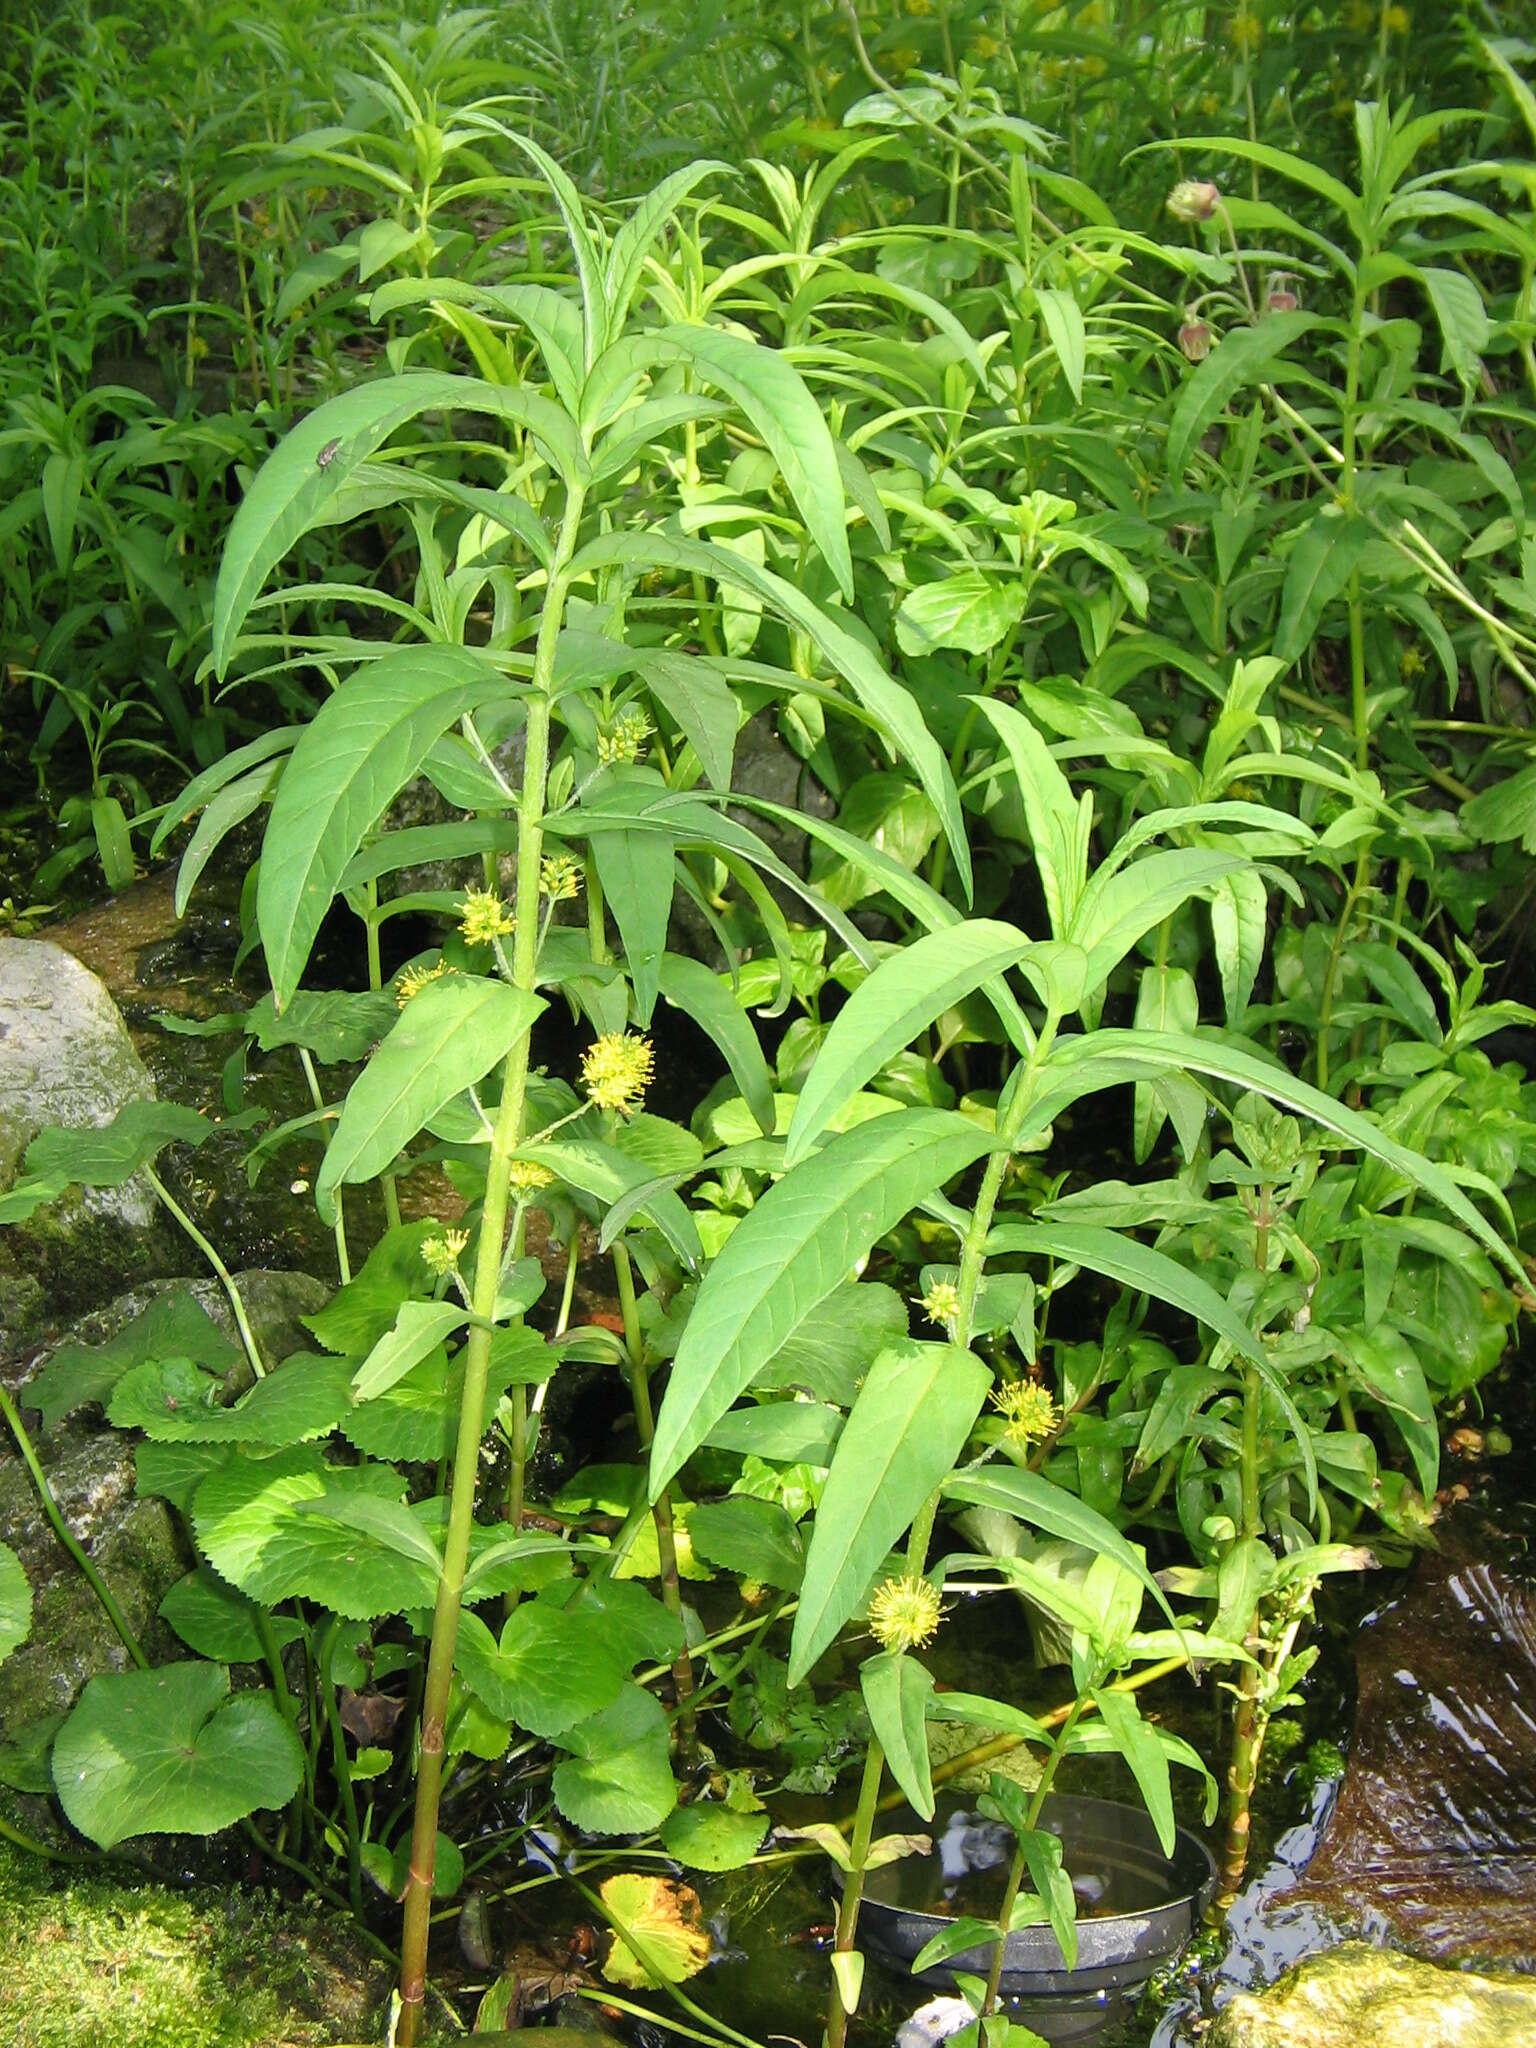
[1215, 1186, 1272, 1910]
[906, 1015, 1060, 1581]
[143, 1165, 267, 1379]
[0, 1383, 148, 1670]
[613, 1240, 697, 1757]
[823, 1735, 885, 2048]
[396, 477, 587, 2045]
[982, 1696, 1086, 2014]
[363, 882, 403, 1232]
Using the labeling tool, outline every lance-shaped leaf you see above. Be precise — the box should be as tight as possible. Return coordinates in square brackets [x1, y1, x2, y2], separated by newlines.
[572, 530, 971, 903]
[973, 696, 1083, 940]
[861, 1652, 936, 1819]
[787, 920, 1032, 1166]
[0, 1543, 31, 1666]
[789, 1341, 990, 1684]
[213, 372, 584, 669]
[1166, 313, 1319, 479]
[943, 1464, 1181, 1637]
[657, 954, 775, 1138]
[352, 1299, 470, 1403]
[257, 645, 514, 1009]
[649, 1111, 995, 1497]
[1032, 1029, 1522, 1281]
[988, 1219, 1314, 1504]
[317, 977, 544, 1224]
[1273, 513, 1370, 664]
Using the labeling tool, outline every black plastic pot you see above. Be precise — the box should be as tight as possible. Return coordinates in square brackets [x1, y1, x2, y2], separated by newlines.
[844, 1792, 1216, 2045]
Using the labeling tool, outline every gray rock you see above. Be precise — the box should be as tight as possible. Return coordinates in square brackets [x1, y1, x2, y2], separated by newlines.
[1208, 1942, 1536, 2048]
[0, 936, 157, 1226]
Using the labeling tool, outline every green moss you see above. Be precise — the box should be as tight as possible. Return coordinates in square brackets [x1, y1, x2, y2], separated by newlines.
[0, 1842, 384, 2046]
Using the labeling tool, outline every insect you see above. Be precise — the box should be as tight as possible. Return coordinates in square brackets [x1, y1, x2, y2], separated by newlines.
[316, 437, 343, 471]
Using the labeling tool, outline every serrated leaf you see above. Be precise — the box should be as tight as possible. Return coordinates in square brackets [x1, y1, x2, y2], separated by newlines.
[0, 1102, 212, 1222]
[789, 1342, 990, 1685]
[110, 1353, 353, 1446]
[659, 1803, 768, 1871]
[24, 1292, 238, 1431]
[53, 1664, 303, 1849]
[454, 1602, 627, 1738]
[650, 1111, 994, 1496]
[599, 1872, 713, 1988]
[688, 1496, 806, 1590]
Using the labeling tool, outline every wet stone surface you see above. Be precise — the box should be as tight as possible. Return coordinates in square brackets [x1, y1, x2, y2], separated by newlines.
[1277, 1510, 1536, 1962]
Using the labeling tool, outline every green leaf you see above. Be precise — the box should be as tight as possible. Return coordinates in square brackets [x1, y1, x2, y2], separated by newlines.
[687, 1497, 806, 1590]
[246, 988, 399, 1065]
[454, 1603, 628, 1739]
[317, 977, 544, 1224]
[53, 1663, 304, 1849]
[552, 1684, 677, 1833]
[1036, 1029, 1522, 1282]
[635, 650, 739, 791]
[973, 696, 1082, 941]
[1071, 849, 1244, 995]
[1166, 314, 1318, 479]
[1346, 1327, 1438, 1500]
[0, 1543, 31, 1666]
[1132, 966, 1199, 1163]
[1036, 287, 1087, 400]
[789, 1341, 990, 1685]
[895, 572, 1024, 658]
[752, 1280, 910, 1405]
[943, 1465, 1180, 1637]
[987, 1220, 1314, 1506]
[658, 1804, 768, 1872]
[861, 1651, 935, 1820]
[1416, 266, 1489, 387]
[703, 1401, 842, 1466]
[158, 1568, 302, 1663]
[541, 1577, 683, 1668]
[257, 645, 513, 1009]
[303, 1221, 440, 1354]
[984, 1776, 1077, 1969]
[24, 1292, 239, 1431]
[192, 1447, 432, 1618]
[646, 323, 853, 601]
[650, 1111, 995, 1496]
[109, 1353, 353, 1446]
[786, 920, 1030, 1166]
[1211, 869, 1269, 1024]
[212, 373, 583, 670]
[351, 1300, 470, 1403]
[658, 954, 775, 1138]
[175, 762, 282, 917]
[0, 1102, 212, 1222]
[606, 162, 726, 330]
[1090, 1685, 1174, 1856]
[572, 531, 971, 903]
[1273, 515, 1370, 664]
[587, 787, 673, 1026]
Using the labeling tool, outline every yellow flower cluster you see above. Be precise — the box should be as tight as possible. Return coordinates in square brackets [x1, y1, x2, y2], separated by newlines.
[918, 1278, 962, 1329]
[459, 887, 515, 947]
[992, 1377, 1058, 1446]
[867, 1574, 943, 1654]
[540, 853, 583, 902]
[396, 959, 448, 1007]
[421, 1227, 470, 1276]
[581, 1032, 655, 1115]
[596, 707, 652, 766]
[508, 1158, 556, 1194]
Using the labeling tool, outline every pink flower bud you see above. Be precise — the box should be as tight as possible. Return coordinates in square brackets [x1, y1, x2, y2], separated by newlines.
[1179, 319, 1213, 362]
[1167, 179, 1220, 223]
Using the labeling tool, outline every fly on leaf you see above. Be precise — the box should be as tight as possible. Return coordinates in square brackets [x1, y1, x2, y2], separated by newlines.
[316, 438, 342, 470]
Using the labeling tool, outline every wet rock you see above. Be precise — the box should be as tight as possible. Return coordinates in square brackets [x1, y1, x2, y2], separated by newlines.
[1208, 1942, 1536, 2048]
[0, 1269, 331, 1729]
[0, 936, 157, 1226]
[1280, 1518, 1536, 1960]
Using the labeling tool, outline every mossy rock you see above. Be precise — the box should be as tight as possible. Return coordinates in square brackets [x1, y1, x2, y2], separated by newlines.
[1209, 1941, 1536, 2048]
[0, 1843, 388, 2046]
